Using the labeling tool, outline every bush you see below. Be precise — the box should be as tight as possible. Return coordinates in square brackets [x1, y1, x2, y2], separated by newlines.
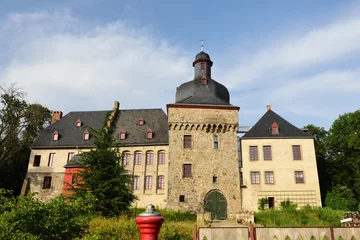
[80, 216, 194, 240]
[258, 198, 268, 210]
[0, 192, 93, 240]
[325, 185, 357, 211]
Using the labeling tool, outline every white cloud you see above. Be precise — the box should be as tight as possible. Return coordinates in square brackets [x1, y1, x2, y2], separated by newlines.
[0, 10, 192, 113]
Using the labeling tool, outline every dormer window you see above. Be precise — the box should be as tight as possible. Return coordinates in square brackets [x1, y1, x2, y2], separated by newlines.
[119, 130, 126, 140]
[76, 119, 81, 127]
[52, 131, 59, 141]
[83, 130, 89, 141]
[271, 122, 279, 135]
[201, 76, 208, 85]
[201, 62, 206, 72]
[138, 118, 144, 126]
[146, 129, 153, 139]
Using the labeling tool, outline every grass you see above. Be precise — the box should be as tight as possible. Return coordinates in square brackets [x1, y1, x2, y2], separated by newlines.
[255, 205, 344, 227]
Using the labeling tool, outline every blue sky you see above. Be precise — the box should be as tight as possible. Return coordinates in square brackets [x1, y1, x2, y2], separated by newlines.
[0, 0, 359, 129]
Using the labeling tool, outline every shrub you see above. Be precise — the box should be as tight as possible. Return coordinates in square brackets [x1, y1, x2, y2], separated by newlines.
[0, 193, 92, 240]
[325, 185, 357, 211]
[258, 197, 268, 210]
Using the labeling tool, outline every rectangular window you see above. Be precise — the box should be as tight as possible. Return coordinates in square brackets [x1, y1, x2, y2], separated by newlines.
[158, 152, 165, 165]
[184, 135, 192, 148]
[292, 145, 301, 160]
[48, 153, 55, 167]
[123, 152, 130, 165]
[240, 172, 243, 186]
[295, 171, 304, 183]
[146, 152, 154, 165]
[33, 155, 41, 167]
[263, 146, 272, 160]
[134, 152, 142, 165]
[133, 176, 140, 190]
[145, 176, 152, 190]
[179, 195, 185, 202]
[157, 175, 165, 189]
[265, 171, 274, 184]
[72, 175, 78, 185]
[200, 62, 206, 71]
[67, 152, 74, 163]
[43, 176, 52, 189]
[249, 146, 258, 160]
[214, 135, 219, 149]
[183, 164, 192, 178]
[251, 171, 260, 184]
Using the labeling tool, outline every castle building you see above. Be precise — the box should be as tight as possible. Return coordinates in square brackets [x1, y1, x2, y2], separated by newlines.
[22, 51, 321, 219]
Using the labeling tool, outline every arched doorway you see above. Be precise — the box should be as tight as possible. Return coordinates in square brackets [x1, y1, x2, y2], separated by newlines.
[204, 190, 227, 220]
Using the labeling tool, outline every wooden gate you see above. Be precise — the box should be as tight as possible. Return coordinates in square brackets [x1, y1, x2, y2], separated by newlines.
[204, 191, 227, 220]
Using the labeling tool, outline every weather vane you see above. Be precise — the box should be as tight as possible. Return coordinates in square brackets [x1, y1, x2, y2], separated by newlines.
[200, 39, 205, 51]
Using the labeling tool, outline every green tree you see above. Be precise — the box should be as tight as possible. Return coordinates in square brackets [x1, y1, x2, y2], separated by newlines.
[304, 124, 329, 205]
[0, 85, 51, 194]
[71, 123, 136, 217]
[326, 110, 360, 209]
[325, 185, 357, 211]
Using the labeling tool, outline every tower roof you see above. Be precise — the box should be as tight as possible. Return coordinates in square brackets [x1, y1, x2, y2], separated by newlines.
[176, 51, 230, 105]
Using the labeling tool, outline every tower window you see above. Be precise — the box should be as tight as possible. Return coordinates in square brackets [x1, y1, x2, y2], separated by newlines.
[183, 135, 192, 148]
[201, 76, 208, 85]
[200, 62, 206, 72]
[183, 164, 192, 178]
[138, 118, 144, 126]
[179, 195, 185, 202]
[214, 135, 219, 149]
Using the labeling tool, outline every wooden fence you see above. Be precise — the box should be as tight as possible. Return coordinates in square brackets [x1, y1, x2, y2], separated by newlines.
[196, 224, 360, 240]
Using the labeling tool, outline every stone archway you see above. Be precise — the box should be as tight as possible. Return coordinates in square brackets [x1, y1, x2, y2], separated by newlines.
[204, 190, 227, 220]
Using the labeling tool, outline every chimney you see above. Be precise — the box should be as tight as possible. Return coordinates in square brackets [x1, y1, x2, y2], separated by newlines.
[266, 105, 272, 111]
[51, 111, 63, 124]
[113, 101, 120, 111]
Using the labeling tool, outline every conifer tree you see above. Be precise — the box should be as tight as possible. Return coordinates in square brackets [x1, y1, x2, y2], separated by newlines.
[71, 122, 136, 217]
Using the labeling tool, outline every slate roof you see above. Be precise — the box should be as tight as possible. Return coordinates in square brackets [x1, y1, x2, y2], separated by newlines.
[32, 111, 110, 148]
[175, 78, 231, 105]
[32, 108, 169, 149]
[112, 109, 169, 146]
[242, 110, 312, 139]
[64, 154, 85, 168]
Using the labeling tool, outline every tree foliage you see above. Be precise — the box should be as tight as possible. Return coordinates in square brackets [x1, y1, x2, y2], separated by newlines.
[0, 85, 51, 194]
[71, 123, 136, 217]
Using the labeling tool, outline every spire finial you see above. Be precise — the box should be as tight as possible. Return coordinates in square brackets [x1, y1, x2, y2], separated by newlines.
[200, 39, 205, 51]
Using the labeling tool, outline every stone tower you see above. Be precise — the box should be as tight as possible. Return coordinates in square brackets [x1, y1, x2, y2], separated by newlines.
[167, 51, 241, 219]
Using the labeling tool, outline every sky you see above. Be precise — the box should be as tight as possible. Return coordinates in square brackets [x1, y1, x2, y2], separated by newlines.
[1, 0, 360, 129]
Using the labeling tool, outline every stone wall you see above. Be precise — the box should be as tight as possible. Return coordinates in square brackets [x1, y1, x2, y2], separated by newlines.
[167, 106, 241, 218]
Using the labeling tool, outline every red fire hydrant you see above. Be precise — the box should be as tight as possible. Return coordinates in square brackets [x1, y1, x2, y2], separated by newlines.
[135, 204, 165, 240]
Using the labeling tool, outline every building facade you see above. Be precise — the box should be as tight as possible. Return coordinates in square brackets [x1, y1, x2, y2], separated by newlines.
[23, 51, 321, 219]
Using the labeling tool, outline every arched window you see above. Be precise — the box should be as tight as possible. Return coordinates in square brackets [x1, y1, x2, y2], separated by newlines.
[52, 131, 59, 141]
[134, 151, 142, 165]
[119, 129, 126, 140]
[122, 151, 130, 165]
[158, 151, 166, 165]
[201, 76, 207, 85]
[157, 175, 165, 189]
[75, 119, 81, 127]
[146, 151, 154, 165]
[138, 118, 144, 126]
[146, 129, 153, 139]
[83, 130, 89, 141]
[271, 122, 279, 134]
